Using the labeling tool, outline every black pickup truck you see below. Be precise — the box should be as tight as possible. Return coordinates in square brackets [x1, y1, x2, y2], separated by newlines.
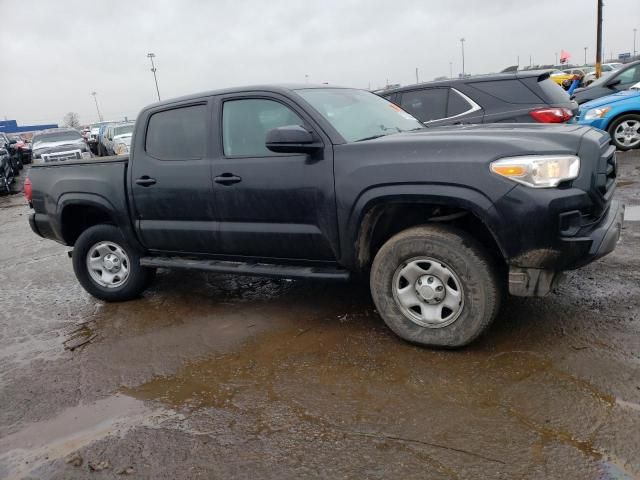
[26, 85, 624, 347]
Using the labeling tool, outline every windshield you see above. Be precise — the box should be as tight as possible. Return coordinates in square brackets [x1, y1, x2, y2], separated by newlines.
[33, 130, 82, 147]
[296, 88, 423, 142]
[114, 124, 134, 137]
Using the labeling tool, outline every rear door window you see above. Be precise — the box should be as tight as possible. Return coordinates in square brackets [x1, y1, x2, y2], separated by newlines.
[146, 104, 207, 160]
[399, 88, 448, 122]
[469, 79, 540, 104]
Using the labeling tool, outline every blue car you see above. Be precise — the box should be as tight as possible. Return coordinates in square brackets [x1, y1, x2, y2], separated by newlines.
[576, 82, 640, 150]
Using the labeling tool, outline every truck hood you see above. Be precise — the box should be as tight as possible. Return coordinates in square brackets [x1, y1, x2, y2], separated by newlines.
[359, 123, 591, 156]
[579, 88, 640, 110]
[33, 139, 85, 155]
[113, 133, 132, 145]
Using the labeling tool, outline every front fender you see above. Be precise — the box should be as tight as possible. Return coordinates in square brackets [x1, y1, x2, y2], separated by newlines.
[339, 183, 511, 269]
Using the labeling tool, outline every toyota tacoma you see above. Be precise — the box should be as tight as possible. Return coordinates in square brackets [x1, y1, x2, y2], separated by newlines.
[25, 85, 624, 347]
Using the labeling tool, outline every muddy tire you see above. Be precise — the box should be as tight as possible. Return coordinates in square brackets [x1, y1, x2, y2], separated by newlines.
[607, 114, 640, 151]
[72, 224, 153, 302]
[370, 225, 501, 348]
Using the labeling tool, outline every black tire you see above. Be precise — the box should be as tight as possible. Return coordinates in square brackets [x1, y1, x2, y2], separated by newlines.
[370, 225, 501, 348]
[72, 224, 153, 301]
[607, 114, 640, 151]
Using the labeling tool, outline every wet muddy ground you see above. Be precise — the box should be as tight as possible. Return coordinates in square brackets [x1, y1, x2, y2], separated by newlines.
[1, 153, 639, 479]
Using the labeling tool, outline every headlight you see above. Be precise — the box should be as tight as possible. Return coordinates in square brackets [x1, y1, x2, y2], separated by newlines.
[114, 143, 129, 155]
[583, 106, 611, 120]
[490, 155, 580, 188]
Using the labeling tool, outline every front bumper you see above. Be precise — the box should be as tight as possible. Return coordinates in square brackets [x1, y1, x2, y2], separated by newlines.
[508, 200, 624, 296]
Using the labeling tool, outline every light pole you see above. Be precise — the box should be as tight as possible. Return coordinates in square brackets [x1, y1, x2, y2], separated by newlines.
[555, 52, 558, 65]
[305, 74, 309, 83]
[415, 67, 419, 84]
[91, 92, 103, 122]
[584, 46, 588, 65]
[460, 38, 465, 77]
[146, 53, 161, 102]
[634, 28, 637, 57]
[449, 62, 453, 79]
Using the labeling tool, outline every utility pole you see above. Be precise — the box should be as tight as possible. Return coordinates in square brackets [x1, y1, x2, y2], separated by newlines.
[415, 67, 419, 84]
[460, 38, 465, 77]
[91, 92, 103, 122]
[584, 46, 588, 65]
[449, 62, 453, 79]
[596, 0, 603, 77]
[146, 53, 161, 102]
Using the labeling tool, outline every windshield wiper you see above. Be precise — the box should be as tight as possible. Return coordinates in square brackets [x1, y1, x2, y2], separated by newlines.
[355, 134, 388, 142]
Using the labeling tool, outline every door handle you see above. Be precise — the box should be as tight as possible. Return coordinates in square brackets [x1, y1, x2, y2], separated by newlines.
[214, 173, 242, 185]
[136, 176, 156, 186]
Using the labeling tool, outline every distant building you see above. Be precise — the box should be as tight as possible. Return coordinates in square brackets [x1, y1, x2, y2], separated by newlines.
[0, 119, 58, 134]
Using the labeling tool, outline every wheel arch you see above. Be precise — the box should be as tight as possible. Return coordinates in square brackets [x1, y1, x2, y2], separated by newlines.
[57, 193, 139, 248]
[604, 110, 640, 131]
[349, 185, 508, 271]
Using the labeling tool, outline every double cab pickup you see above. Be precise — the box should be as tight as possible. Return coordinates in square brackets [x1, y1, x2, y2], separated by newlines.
[26, 85, 624, 347]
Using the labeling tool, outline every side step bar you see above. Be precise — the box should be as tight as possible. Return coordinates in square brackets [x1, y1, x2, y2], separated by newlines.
[139, 256, 351, 281]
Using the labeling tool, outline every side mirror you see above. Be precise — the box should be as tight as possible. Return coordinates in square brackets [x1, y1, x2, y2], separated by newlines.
[265, 125, 322, 154]
[607, 78, 621, 88]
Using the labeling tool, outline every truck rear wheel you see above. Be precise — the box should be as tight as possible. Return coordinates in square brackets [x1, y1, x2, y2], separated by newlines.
[370, 225, 501, 348]
[72, 225, 154, 302]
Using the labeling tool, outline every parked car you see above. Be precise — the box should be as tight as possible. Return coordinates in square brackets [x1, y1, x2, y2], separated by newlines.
[572, 60, 640, 104]
[96, 123, 113, 156]
[576, 82, 640, 150]
[550, 69, 578, 89]
[604, 62, 623, 70]
[581, 65, 617, 87]
[103, 122, 135, 155]
[31, 128, 93, 163]
[8, 134, 32, 164]
[0, 145, 15, 193]
[378, 71, 577, 125]
[26, 85, 623, 348]
[87, 121, 113, 155]
[0, 132, 22, 173]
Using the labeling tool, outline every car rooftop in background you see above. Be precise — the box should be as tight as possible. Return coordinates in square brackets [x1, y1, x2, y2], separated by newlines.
[377, 71, 577, 126]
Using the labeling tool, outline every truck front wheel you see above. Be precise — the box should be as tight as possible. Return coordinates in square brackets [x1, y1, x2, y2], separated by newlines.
[72, 225, 154, 302]
[370, 225, 501, 348]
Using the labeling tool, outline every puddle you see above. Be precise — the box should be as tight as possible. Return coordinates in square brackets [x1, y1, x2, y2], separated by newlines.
[123, 321, 624, 472]
[0, 395, 164, 479]
[624, 205, 640, 222]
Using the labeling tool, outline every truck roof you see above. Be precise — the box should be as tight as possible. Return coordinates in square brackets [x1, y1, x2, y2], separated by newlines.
[143, 84, 353, 110]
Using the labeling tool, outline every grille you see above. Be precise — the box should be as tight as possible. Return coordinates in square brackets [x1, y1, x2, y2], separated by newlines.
[42, 150, 82, 162]
[596, 145, 617, 200]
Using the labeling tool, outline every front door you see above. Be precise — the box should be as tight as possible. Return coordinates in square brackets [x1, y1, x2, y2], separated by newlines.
[211, 94, 339, 261]
[130, 101, 219, 254]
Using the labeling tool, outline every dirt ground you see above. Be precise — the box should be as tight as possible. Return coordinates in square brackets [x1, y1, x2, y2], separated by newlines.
[0, 152, 639, 480]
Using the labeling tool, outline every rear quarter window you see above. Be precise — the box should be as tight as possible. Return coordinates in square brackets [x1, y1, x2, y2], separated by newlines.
[468, 79, 540, 104]
[537, 78, 571, 104]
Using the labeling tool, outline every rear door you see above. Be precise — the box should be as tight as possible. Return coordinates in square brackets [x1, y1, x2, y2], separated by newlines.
[210, 93, 338, 260]
[130, 100, 219, 253]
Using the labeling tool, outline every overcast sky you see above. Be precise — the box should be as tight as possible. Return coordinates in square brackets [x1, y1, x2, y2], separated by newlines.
[1, 0, 638, 126]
